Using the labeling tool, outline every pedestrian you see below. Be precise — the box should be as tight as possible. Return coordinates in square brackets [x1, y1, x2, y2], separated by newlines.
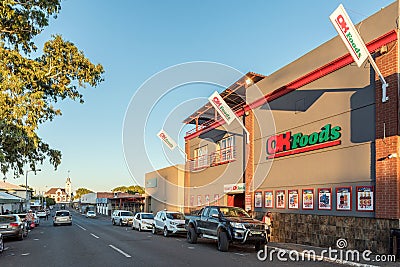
[262, 211, 273, 242]
[26, 210, 34, 231]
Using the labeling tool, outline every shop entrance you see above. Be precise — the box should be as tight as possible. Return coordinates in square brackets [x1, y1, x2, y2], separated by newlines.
[227, 193, 245, 209]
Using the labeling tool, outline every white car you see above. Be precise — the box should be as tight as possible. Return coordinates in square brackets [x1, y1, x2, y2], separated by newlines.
[53, 210, 72, 226]
[36, 210, 47, 218]
[132, 213, 154, 231]
[111, 210, 134, 226]
[152, 210, 186, 237]
[86, 211, 96, 218]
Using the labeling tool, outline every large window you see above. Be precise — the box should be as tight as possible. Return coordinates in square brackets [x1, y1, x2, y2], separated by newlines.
[194, 145, 208, 169]
[212, 135, 235, 165]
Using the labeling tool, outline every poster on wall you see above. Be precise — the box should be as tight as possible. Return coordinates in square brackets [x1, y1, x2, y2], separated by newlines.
[264, 191, 273, 208]
[276, 190, 285, 209]
[302, 189, 314, 210]
[336, 187, 351, 211]
[197, 195, 202, 206]
[205, 194, 210, 206]
[318, 188, 332, 210]
[190, 195, 194, 206]
[356, 186, 374, 211]
[254, 191, 263, 208]
[288, 190, 299, 209]
[214, 194, 219, 205]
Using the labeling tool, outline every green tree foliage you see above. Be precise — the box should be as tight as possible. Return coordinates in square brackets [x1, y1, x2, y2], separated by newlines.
[0, 0, 104, 177]
[74, 188, 93, 200]
[112, 185, 145, 194]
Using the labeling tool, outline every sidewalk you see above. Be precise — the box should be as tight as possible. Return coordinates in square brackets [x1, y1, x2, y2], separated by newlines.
[267, 242, 399, 267]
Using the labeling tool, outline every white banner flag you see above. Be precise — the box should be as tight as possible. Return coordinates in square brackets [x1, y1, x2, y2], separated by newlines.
[157, 130, 177, 150]
[208, 91, 236, 125]
[329, 4, 369, 67]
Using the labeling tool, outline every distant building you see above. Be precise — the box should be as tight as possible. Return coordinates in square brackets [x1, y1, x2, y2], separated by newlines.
[0, 181, 27, 212]
[45, 177, 73, 203]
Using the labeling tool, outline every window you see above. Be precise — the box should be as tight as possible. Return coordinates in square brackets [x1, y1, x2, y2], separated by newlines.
[194, 145, 208, 169]
[212, 135, 235, 165]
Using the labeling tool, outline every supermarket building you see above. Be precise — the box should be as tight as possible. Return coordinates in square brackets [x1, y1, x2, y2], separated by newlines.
[183, 2, 400, 253]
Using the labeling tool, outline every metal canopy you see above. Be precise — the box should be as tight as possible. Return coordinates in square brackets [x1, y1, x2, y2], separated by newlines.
[183, 72, 265, 125]
[0, 191, 24, 204]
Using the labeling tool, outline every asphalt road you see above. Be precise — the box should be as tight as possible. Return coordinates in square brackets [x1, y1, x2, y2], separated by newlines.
[0, 209, 340, 267]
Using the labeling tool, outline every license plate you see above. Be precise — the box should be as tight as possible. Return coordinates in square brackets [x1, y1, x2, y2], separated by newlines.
[251, 231, 262, 235]
[0, 225, 7, 229]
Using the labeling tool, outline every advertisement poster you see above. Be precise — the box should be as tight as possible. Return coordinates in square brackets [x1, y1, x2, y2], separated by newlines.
[276, 190, 285, 209]
[288, 190, 299, 209]
[254, 191, 262, 208]
[245, 194, 252, 211]
[318, 188, 332, 210]
[336, 187, 351, 211]
[264, 191, 273, 208]
[356, 186, 374, 211]
[205, 194, 210, 206]
[197, 195, 202, 206]
[190, 195, 194, 206]
[214, 194, 219, 205]
[302, 189, 314, 210]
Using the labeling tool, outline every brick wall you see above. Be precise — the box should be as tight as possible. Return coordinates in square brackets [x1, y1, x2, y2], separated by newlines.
[375, 41, 400, 219]
[245, 110, 255, 209]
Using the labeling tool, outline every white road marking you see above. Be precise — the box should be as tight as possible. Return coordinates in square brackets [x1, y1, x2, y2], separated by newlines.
[188, 247, 195, 249]
[21, 253, 30, 256]
[109, 245, 132, 258]
[34, 238, 39, 241]
[234, 253, 246, 256]
[90, 233, 99, 239]
[75, 223, 87, 231]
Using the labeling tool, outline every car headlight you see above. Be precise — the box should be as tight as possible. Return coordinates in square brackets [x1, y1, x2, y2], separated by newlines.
[230, 222, 246, 229]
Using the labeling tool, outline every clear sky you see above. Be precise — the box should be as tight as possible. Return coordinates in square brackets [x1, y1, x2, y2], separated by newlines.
[13, 0, 394, 193]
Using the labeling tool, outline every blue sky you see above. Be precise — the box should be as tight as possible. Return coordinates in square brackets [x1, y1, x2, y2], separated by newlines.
[15, 0, 394, 193]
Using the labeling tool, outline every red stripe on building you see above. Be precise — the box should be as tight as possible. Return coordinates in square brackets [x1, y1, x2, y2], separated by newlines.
[267, 140, 342, 159]
[185, 30, 397, 141]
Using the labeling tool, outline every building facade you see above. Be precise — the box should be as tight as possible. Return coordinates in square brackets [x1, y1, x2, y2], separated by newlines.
[145, 165, 185, 213]
[183, 2, 400, 254]
[45, 177, 73, 203]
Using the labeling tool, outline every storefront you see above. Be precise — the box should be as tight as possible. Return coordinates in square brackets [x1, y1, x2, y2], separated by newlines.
[183, 2, 400, 254]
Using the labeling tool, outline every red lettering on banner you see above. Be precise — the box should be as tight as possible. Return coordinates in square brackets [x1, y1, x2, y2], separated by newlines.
[159, 133, 166, 139]
[336, 15, 349, 33]
[213, 97, 221, 106]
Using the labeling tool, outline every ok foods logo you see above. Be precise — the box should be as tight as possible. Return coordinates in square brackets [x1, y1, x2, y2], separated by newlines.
[212, 96, 232, 122]
[159, 132, 175, 149]
[334, 15, 362, 59]
[266, 124, 341, 159]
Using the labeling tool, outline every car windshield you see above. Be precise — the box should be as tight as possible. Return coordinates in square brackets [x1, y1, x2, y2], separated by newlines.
[121, 211, 133, 216]
[141, 214, 154, 219]
[219, 207, 250, 218]
[166, 213, 184, 220]
[56, 212, 70, 217]
[0, 216, 16, 223]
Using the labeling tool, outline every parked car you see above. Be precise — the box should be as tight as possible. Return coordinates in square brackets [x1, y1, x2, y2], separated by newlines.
[152, 210, 186, 237]
[132, 212, 154, 231]
[185, 206, 266, 252]
[36, 210, 47, 218]
[86, 211, 96, 218]
[111, 210, 134, 226]
[0, 233, 3, 253]
[0, 214, 27, 240]
[53, 210, 72, 226]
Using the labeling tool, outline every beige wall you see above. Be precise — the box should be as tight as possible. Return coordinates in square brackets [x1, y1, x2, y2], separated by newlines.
[145, 165, 184, 213]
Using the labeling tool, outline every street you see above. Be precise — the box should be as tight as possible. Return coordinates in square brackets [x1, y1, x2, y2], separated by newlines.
[0, 209, 339, 267]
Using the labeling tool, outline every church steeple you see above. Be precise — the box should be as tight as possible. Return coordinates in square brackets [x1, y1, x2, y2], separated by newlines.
[65, 176, 72, 201]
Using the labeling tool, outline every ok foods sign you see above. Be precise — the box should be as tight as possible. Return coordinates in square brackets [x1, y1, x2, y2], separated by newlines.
[208, 91, 236, 125]
[329, 4, 369, 67]
[224, 183, 245, 193]
[157, 129, 177, 150]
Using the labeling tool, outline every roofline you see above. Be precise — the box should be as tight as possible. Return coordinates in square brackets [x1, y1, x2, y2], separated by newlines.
[185, 30, 397, 141]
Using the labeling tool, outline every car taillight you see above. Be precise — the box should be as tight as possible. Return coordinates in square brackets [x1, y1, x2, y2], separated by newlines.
[9, 223, 19, 227]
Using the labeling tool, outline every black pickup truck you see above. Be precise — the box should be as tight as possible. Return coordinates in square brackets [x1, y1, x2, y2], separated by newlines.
[185, 206, 266, 252]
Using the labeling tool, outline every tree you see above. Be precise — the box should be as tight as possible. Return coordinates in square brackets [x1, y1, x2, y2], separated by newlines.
[74, 188, 93, 200]
[112, 185, 145, 194]
[0, 0, 104, 177]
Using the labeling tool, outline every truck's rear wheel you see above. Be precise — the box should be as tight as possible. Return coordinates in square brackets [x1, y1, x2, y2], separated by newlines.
[217, 231, 229, 252]
[187, 226, 197, 244]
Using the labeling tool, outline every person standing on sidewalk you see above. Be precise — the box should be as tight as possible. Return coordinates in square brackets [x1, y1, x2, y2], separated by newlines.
[262, 211, 273, 242]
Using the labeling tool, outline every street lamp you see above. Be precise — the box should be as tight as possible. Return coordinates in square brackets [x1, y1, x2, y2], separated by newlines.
[25, 169, 41, 211]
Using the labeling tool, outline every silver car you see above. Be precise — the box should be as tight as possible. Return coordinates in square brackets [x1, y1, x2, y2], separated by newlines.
[0, 215, 26, 240]
[53, 210, 72, 226]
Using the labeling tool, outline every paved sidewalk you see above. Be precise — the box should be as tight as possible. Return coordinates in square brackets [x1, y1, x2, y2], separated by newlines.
[267, 242, 399, 267]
